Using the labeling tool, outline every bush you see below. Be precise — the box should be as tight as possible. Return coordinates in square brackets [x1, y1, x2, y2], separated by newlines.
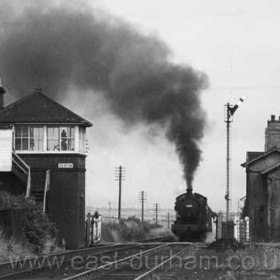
[23, 209, 57, 251]
[0, 191, 57, 251]
[101, 216, 163, 242]
[0, 228, 35, 261]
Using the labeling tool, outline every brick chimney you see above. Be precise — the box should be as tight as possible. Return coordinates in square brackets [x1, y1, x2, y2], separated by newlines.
[265, 115, 280, 151]
[0, 77, 6, 109]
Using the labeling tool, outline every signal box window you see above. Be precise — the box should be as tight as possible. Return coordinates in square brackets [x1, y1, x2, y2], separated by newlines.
[15, 125, 44, 151]
[47, 126, 75, 151]
[79, 126, 86, 153]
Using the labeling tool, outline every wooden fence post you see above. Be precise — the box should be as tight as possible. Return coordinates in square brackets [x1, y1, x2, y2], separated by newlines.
[85, 212, 91, 247]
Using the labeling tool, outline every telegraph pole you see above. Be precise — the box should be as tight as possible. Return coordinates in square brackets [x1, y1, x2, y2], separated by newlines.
[139, 190, 147, 223]
[154, 203, 159, 225]
[115, 166, 126, 220]
[161, 212, 171, 229]
[108, 201, 111, 218]
[224, 97, 245, 223]
[167, 212, 170, 229]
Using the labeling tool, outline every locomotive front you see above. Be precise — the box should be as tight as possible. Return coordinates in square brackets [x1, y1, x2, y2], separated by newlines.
[172, 189, 209, 241]
[174, 192, 200, 221]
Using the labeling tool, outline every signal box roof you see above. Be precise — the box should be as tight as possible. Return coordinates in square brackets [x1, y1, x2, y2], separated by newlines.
[0, 91, 92, 127]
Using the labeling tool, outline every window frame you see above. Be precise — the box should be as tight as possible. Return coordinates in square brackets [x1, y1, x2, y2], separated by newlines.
[14, 125, 44, 151]
[47, 125, 75, 152]
[13, 124, 85, 154]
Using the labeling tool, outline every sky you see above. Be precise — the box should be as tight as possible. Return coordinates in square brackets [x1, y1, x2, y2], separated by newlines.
[2, 0, 280, 213]
[82, 0, 280, 212]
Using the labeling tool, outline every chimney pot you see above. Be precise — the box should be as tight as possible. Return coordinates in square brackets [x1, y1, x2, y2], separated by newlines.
[271, 115, 276, 122]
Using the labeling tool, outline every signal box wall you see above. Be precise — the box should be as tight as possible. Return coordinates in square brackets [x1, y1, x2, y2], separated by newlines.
[20, 153, 86, 249]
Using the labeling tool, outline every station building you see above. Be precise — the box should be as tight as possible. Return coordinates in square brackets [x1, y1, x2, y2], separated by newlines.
[242, 115, 280, 241]
[0, 86, 92, 249]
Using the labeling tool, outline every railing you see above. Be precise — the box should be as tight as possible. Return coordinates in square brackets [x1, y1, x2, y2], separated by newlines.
[235, 216, 250, 242]
[43, 170, 50, 212]
[85, 213, 102, 247]
[12, 151, 31, 198]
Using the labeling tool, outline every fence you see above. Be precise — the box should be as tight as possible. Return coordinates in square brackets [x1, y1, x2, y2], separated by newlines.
[234, 216, 250, 242]
[85, 212, 102, 247]
[216, 214, 250, 241]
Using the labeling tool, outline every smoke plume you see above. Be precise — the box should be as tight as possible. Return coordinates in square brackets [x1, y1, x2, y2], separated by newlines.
[0, 1, 208, 188]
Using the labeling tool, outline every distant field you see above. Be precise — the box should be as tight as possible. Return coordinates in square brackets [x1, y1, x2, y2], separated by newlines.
[86, 207, 176, 229]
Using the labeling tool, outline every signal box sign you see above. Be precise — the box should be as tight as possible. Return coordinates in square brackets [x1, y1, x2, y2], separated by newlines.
[58, 163, 74, 168]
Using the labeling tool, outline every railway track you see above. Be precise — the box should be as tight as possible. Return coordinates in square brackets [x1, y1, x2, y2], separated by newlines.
[0, 236, 174, 280]
[136, 236, 175, 243]
[0, 243, 152, 279]
[63, 243, 201, 280]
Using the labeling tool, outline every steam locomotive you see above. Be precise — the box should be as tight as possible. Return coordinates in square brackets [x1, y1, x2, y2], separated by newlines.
[171, 189, 215, 241]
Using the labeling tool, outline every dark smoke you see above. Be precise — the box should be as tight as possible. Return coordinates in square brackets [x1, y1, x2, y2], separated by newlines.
[0, 1, 208, 188]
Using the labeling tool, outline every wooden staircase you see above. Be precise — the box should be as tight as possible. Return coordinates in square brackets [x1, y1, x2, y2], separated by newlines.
[30, 173, 45, 203]
[0, 131, 47, 208]
[12, 151, 49, 209]
[12, 151, 31, 197]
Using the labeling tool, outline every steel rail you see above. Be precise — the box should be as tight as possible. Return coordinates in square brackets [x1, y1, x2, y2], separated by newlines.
[134, 246, 193, 280]
[0, 236, 174, 279]
[63, 244, 169, 280]
[0, 243, 142, 280]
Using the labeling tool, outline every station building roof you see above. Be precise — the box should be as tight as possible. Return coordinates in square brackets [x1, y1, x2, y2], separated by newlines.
[246, 151, 264, 163]
[0, 91, 92, 127]
[241, 148, 280, 168]
[260, 162, 280, 175]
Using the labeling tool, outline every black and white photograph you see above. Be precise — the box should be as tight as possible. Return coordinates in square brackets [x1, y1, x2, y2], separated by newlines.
[0, 0, 279, 279]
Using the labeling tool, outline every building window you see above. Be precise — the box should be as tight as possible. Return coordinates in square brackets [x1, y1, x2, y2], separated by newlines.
[47, 126, 75, 151]
[14, 125, 79, 152]
[47, 127, 59, 151]
[15, 125, 44, 151]
[79, 126, 86, 153]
